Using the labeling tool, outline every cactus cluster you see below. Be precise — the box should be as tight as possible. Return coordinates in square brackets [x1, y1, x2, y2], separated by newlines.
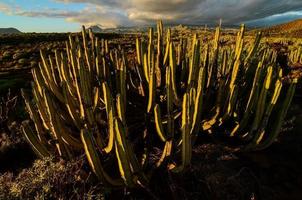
[22, 21, 298, 187]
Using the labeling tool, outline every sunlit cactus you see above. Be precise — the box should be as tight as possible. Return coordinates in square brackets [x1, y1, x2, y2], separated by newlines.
[21, 20, 298, 188]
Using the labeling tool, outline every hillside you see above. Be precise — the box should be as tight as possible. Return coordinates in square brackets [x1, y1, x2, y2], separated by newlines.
[0, 28, 21, 34]
[89, 25, 103, 33]
[261, 19, 302, 37]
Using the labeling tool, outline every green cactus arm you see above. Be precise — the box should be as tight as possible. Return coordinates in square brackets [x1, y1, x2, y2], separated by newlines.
[81, 129, 123, 186]
[78, 58, 93, 106]
[245, 58, 264, 112]
[73, 58, 85, 120]
[235, 24, 245, 59]
[124, 133, 148, 184]
[32, 68, 45, 96]
[218, 84, 239, 127]
[245, 75, 283, 150]
[59, 48, 79, 96]
[156, 140, 172, 167]
[169, 42, 179, 103]
[181, 93, 192, 167]
[61, 82, 82, 129]
[157, 20, 163, 39]
[166, 66, 173, 113]
[143, 53, 150, 83]
[207, 26, 220, 88]
[229, 59, 263, 137]
[171, 93, 191, 173]
[53, 114, 83, 149]
[81, 26, 92, 72]
[102, 82, 115, 153]
[225, 27, 244, 94]
[21, 120, 50, 158]
[191, 67, 205, 135]
[40, 51, 66, 102]
[68, 37, 80, 81]
[250, 66, 273, 133]
[95, 40, 102, 79]
[38, 60, 65, 103]
[43, 89, 66, 156]
[114, 118, 135, 187]
[203, 45, 212, 89]
[104, 40, 109, 54]
[102, 82, 113, 115]
[187, 34, 197, 86]
[32, 85, 51, 131]
[189, 87, 196, 117]
[116, 94, 125, 124]
[60, 52, 77, 94]
[147, 51, 155, 113]
[163, 28, 171, 66]
[244, 32, 262, 67]
[165, 66, 175, 138]
[93, 87, 99, 111]
[147, 27, 154, 76]
[54, 50, 64, 83]
[157, 20, 163, 55]
[213, 26, 220, 52]
[119, 55, 127, 111]
[102, 57, 111, 85]
[78, 59, 96, 126]
[229, 58, 241, 91]
[48, 55, 59, 86]
[32, 68, 49, 130]
[253, 79, 297, 151]
[40, 50, 53, 82]
[155, 20, 163, 87]
[88, 28, 96, 72]
[154, 104, 167, 142]
[221, 49, 228, 77]
[136, 37, 142, 66]
[21, 89, 47, 144]
[177, 39, 182, 67]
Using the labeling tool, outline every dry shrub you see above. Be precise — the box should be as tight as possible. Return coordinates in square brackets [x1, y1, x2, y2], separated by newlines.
[0, 157, 107, 200]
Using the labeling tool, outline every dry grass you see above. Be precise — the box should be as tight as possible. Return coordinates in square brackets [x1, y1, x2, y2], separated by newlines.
[0, 157, 108, 200]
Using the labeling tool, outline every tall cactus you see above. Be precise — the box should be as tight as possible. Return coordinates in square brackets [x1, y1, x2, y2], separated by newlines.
[21, 21, 299, 189]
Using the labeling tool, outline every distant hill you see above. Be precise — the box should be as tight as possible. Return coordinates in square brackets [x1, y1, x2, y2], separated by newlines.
[89, 25, 103, 33]
[0, 28, 21, 34]
[261, 19, 302, 37]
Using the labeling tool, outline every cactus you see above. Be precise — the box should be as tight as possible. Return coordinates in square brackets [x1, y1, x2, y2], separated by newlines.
[81, 129, 123, 186]
[250, 78, 298, 151]
[21, 120, 50, 158]
[21, 21, 298, 189]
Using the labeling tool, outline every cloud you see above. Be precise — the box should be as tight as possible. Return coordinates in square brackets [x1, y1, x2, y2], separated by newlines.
[0, 3, 14, 14]
[0, 2, 129, 28]
[52, 0, 302, 25]
[16, 9, 78, 18]
[246, 11, 302, 27]
[2, 0, 302, 28]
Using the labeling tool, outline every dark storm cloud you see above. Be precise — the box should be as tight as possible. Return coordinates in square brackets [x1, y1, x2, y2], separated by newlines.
[2, 0, 302, 28]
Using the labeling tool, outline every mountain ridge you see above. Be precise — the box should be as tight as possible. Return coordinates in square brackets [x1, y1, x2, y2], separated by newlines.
[260, 18, 302, 37]
[0, 28, 22, 34]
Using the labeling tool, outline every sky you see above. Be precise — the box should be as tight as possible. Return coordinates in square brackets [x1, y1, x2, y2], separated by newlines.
[1, 0, 302, 32]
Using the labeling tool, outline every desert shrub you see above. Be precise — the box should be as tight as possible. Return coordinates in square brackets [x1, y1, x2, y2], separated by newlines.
[0, 157, 104, 200]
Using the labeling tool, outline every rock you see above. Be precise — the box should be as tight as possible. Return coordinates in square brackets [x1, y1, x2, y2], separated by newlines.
[30, 61, 37, 67]
[2, 51, 12, 59]
[13, 52, 25, 60]
[18, 58, 28, 65]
